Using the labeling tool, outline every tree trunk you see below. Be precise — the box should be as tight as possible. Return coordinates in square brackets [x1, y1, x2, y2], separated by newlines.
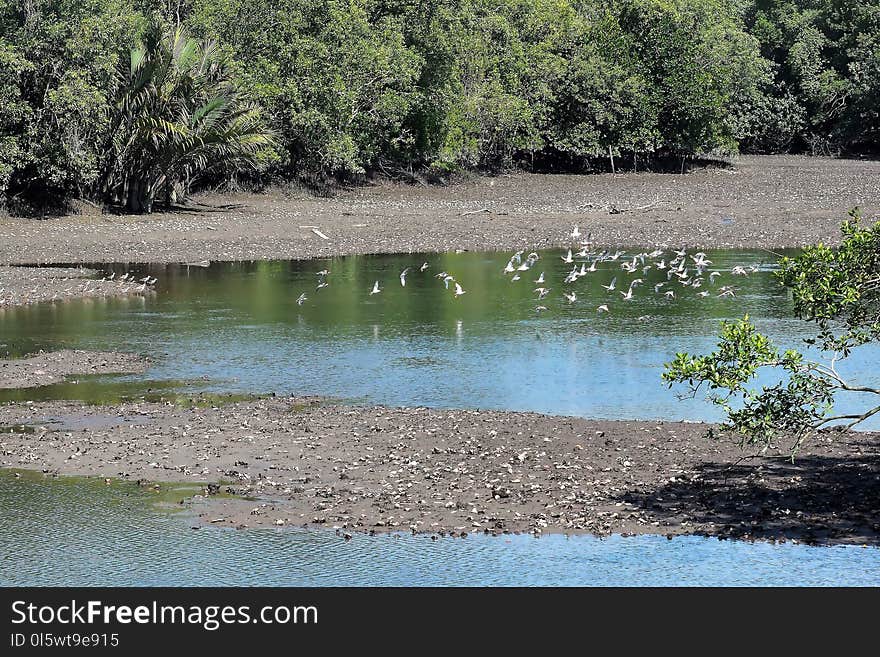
[608, 146, 616, 174]
[126, 178, 154, 214]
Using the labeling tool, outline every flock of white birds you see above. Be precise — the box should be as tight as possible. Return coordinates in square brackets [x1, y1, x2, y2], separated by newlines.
[293, 225, 762, 312]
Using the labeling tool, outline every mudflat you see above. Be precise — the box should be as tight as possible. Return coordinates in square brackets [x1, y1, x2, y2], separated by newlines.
[1, 397, 877, 545]
[0, 155, 877, 307]
[1, 156, 878, 270]
[0, 350, 150, 389]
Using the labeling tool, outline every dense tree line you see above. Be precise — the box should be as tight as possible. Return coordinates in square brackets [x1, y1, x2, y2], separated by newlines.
[1, 0, 878, 212]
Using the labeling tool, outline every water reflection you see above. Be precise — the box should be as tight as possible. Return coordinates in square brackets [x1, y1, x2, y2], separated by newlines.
[0, 250, 877, 427]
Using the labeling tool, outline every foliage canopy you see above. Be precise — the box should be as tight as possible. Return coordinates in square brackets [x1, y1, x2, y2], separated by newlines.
[664, 212, 880, 454]
[1, 0, 878, 211]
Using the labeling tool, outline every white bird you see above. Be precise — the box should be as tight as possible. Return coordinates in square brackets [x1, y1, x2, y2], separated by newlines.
[400, 267, 410, 286]
[563, 291, 577, 303]
[370, 281, 381, 295]
[601, 277, 617, 292]
[454, 282, 466, 298]
[534, 272, 545, 284]
[691, 253, 712, 268]
[443, 275, 455, 289]
[732, 266, 749, 276]
[535, 305, 548, 313]
[503, 261, 516, 274]
[296, 293, 307, 305]
[316, 282, 328, 290]
[597, 304, 610, 313]
[317, 269, 330, 277]
[561, 249, 574, 264]
[534, 287, 551, 299]
[697, 291, 710, 298]
[511, 274, 521, 282]
[420, 262, 429, 272]
[571, 225, 580, 240]
[664, 290, 675, 299]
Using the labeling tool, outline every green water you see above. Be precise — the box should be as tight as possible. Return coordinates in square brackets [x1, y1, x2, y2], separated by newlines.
[1, 249, 876, 425]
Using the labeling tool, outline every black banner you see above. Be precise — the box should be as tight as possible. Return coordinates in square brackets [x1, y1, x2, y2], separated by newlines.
[0, 587, 871, 650]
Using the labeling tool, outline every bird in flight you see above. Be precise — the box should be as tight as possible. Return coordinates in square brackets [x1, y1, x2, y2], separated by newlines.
[370, 281, 381, 295]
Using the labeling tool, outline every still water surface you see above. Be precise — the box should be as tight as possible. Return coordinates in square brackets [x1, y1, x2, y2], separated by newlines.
[1, 249, 877, 426]
[1, 471, 877, 586]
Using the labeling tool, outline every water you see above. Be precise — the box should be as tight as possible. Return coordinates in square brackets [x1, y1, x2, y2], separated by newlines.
[1, 249, 877, 427]
[1, 471, 877, 586]
[2, 249, 878, 586]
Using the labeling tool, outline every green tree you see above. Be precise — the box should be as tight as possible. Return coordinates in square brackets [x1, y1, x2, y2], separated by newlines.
[742, 0, 880, 154]
[0, 0, 141, 209]
[663, 211, 880, 454]
[101, 18, 275, 212]
[189, 0, 422, 179]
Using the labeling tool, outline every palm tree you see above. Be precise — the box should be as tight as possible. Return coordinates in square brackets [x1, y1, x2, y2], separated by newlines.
[101, 20, 274, 213]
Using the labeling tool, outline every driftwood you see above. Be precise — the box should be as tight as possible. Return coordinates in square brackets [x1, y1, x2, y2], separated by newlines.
[579, 198, 661, 214]
[460, 208, 491, 217]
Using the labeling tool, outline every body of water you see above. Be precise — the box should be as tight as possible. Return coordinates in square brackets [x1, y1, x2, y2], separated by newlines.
[1, 249, 877, 427]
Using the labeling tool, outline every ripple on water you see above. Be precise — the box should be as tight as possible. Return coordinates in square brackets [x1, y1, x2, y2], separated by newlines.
[1, 472, 878, 586]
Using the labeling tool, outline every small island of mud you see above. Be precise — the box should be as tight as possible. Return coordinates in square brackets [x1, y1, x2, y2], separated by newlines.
[1, 397, 877, 545]
[0, 350, 151, 389]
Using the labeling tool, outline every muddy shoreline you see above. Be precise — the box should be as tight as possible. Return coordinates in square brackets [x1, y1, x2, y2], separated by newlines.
[0, 350, 150, 389]
[1, 157, 878, 271]
[0, 266, 155, 309]
[0, 155, 877, 310]
[1, 397, 877, 545]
